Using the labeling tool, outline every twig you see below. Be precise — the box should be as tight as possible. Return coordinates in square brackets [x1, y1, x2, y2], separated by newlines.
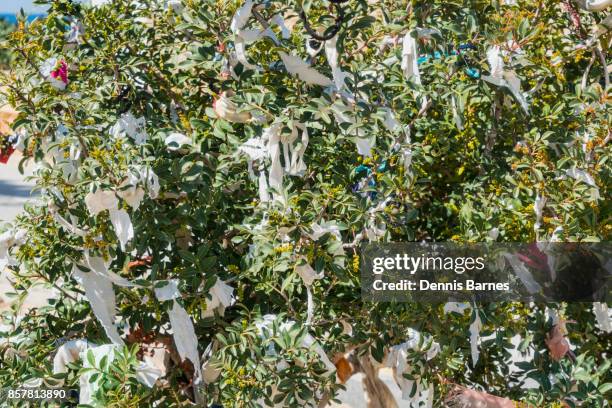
[564, 1, 609, 91]
[593, 45, 610, 91]
[581, 51, 596, 89]
[409, 99, 433, 128]
[343, 231, 364, 249]
[36, 272, 79, 302]
[252, 8, 281, 46]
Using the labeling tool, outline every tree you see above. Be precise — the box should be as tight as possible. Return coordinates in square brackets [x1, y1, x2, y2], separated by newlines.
[0, 0, 610, 407]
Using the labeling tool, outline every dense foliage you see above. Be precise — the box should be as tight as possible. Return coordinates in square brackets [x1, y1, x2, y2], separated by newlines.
[0, 0, 610, 407]
[0, 17, 15, 68]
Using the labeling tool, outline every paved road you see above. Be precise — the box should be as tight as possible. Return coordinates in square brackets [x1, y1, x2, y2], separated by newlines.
[0, 152, 35, 223]
[0, 152, 43, 313]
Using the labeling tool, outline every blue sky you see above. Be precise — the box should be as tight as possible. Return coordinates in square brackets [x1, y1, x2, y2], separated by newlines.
[0, 1, 46, 14]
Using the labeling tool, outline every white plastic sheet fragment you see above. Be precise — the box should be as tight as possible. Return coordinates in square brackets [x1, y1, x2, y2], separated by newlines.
[279, 51, 333, 87]
[483, 46, 529, 114]
[110, 112, 148, 145]
[117, 166, 160, 209]
[271, 14, 291, 39]
[401, 32, 419, 82]
[300, 330, 336, 371]
[329, 99, 355, 124]
[253, 315, 334, 406]
[581, 132, 594, 162]
[166, 0, 183, 13]
[165, 132, 192, 152]
[54, 340, 101, 404]
[382, 108, 400, 132]
[327, 98, 375, 157]
[84, 189, 118, 216]
[325, 35, 349, 91]
[577, 0, 612, 11]
[214, 91, 253, 123]
[53, 339, 90, 380]
[258, 171, 270, 203]
[202, 279, 235, 318]
[50, 207, 87, 237]
[489, 227, 500, 241]
[239, 135, 268, 198]
[384, 328, 439, 402]
[451, 95, 464, 130]
[402, 127, 413, 177]
[284, 122, 309, 176]
[201, 342, 222, 385]
[469, 309, 483, 367]
[281, 127, 295, 174]
[90, 0, 111, 7]
[73, 268, 122, 345]
[39, 57, 68, 90]
[401, 29, 431, 111]
[378, 34, 400, 53]
[239, 137, 267, 169]
[235, 36, 261, 71]
[362, 197, 392, 243]
[443, 302, 481, 367]
[42, 124, 80, 182]
[117, 171, 145, 210]
[136, 359, 164, 387]
[230, 0, 282, 72]
[255, 314, 336, 371]
[535, 228, 563, 282]
[306, 38, 323, 58]
[72, 253, 141, 345]
[305, 287, 315, 325]
[230, 0, 253, 33]
[309, 221, 342, 241]
[295, 257, 324, 325]
[154, 280, 202, 384]
[72, 257, 124, 345]
[11, 128, 26, 153]
[533, 193, 546, 237]
[443, 302, 470, 315]
[90, 254, 138, 288]
[593, 302, 612, 333]
[416, 27, 442, 39]
[365, 221, 386, 241]
[85, 188, 135, 250]
[487, 46, 504, 78]
[355, 136, 374, 157]
[155, 279, 181, 301]
[139, 166, 161, 200]
[264, 123, 284, 203]
[0, 229, 26, 273]
[79, 345, 114, 404]
[169, 301, 202, 380]
[289, 125, 305, 174]
[66, 20, 85, 44]
[235, 28, 265, 44]
[53, 340, 162, 405]
[224, 53, 240, 80]
[109, 209, 134, 251]
[565, 167, 600, 200]
[503, 252, 542, 294]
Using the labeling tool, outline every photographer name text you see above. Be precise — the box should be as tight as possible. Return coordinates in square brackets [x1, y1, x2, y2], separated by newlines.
[370, 254, 509, 292]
